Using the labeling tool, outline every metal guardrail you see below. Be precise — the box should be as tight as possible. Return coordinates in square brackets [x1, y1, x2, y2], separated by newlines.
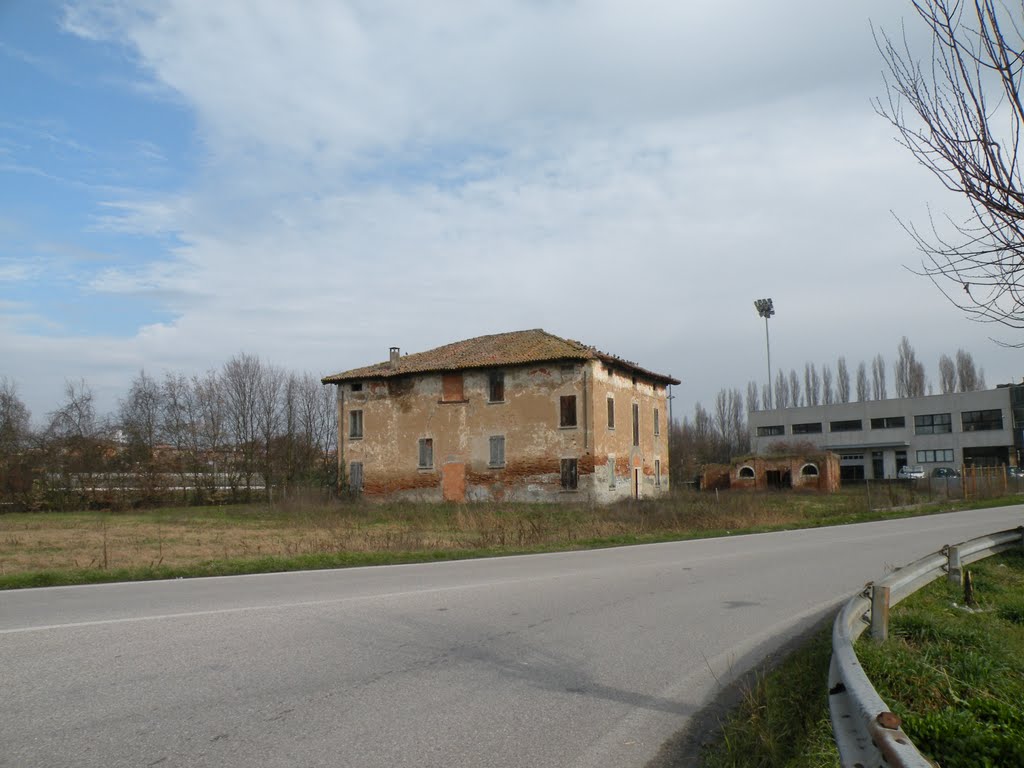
[828, 526, 1024, 768]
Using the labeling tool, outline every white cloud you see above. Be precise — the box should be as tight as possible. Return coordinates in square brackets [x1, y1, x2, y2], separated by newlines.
[5, 0, 1018, 424]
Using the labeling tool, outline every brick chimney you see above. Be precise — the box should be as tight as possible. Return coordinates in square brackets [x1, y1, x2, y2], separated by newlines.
[389, 346, 400, 367]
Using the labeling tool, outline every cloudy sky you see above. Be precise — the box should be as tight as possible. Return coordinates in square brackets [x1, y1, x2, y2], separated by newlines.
[1, 0, 1020, 426]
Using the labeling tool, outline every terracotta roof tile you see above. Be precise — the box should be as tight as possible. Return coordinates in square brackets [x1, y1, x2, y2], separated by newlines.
[321, 329, 680, 386]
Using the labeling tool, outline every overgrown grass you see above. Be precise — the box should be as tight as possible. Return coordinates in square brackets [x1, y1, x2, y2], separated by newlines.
[700, 625, 840, 768]
[699, 549, 1024, 768]
[0, 484, 1019, 590]
[857, 550, 1024, 767]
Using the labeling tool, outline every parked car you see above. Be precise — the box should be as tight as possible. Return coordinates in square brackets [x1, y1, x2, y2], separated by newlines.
[898, 465, 926, 479]
[931, 467, 960, 478]
[1009, 466, 1024, 479]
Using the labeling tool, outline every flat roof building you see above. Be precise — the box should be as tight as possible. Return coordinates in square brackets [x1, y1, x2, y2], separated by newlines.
[748, 383, 1024, 481]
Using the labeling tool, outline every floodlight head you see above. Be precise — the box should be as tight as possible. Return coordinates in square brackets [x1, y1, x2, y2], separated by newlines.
[754, 298, 775, 319]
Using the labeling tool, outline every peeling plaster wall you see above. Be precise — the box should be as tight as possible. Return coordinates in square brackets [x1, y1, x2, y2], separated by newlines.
[336, 359, 671, 503]
[588, 363, 671, 502]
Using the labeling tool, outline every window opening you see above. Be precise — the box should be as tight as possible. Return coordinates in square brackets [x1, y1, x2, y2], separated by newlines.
[830, 419, 862, 432]
[560, 395, 578, 427]
[349, 462, 363, 494]
[560, 458, 578, 490]
[418, 438, 434, 469]
[489, 435, 505, 468]
[914, 413, 951, 435]
[488, 371, 505, 403]
[349, 410, 363, 439]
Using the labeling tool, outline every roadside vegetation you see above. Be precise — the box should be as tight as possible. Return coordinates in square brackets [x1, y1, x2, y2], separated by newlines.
[1, 483, 1020, 590]
[698, 540, 1024, 768]
[858, 549, 1024, 767]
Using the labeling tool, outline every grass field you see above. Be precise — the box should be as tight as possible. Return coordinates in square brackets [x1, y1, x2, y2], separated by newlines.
[0, 483, 1017, 590]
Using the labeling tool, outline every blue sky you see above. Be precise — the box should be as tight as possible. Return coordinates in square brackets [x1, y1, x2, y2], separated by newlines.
[2, 0, 1021, 426]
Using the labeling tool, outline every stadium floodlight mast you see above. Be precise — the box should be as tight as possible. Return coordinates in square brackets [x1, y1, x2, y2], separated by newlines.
[754, 298, 775, 409]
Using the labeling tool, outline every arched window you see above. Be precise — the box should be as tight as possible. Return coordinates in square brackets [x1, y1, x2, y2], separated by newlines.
[738, 466, 755, 479]
[800, 463, 819, 476]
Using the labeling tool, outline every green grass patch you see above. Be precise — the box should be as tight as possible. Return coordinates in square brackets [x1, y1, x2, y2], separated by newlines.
[700, 624, 840, 768]
[857, 549, 1024, 767]
[697, 545, 1024, 768]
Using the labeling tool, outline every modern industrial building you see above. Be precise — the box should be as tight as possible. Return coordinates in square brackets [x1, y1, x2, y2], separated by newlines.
[748, 382, 1024, 481]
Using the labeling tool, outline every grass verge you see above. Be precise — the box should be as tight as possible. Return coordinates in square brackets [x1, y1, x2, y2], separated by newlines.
[698, 624, 840, 768]
[857, 549, 1024, 767]
[698, 548, 1024, 768]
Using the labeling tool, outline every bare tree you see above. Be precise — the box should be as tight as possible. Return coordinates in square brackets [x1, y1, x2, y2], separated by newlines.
[48, 379, 97, 441]
[871, 354, 887, 400]
[0, 378, 33, 507]
[762, 383, 772, 410]
[804, 363, 821, 406]
[0, 377, 30, 455]
[222, 354, 262, 494]
[729, 389, 749, 455]
[856, 362, 870, 402]
[162, 372, 205, 501]
[956, 348, 980, 391]
[893, 337, 927, 397]
[296, 373, 338, 488]
[938, 353, 957, 393]
[746, 381, 760, 413]
[774, 370, 790, 409]
[821, 365, 834, 405]
[254, 362, 287, 499]
[119, 370, 163, 464]
[837, 357, 851, 403]
[789, 369, 802, 408]
[876, 1, 1024, 335]
[911, 358, 927, 396]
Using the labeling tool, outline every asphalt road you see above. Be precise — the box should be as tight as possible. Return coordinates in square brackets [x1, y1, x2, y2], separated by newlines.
[3, 505, 1022, 768]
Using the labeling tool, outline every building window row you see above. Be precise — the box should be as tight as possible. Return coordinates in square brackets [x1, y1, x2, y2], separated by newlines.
[961, 408, 1003, 431]
[357, 391, 664, 441]
[916, 448, 954, 463]
[870, 416, 905, 429]
[756, 409, 1004, 438]
[830, 419, 862, 432]
[914, 413, 951, 434]
[792, 422, 822, 434]
[353, 453, 668, 494]
[417, 436, 507, 470]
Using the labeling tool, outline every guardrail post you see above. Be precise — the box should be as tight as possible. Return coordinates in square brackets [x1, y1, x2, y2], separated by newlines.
[947, 544, 962, 586]
[870, 584, 890, 642]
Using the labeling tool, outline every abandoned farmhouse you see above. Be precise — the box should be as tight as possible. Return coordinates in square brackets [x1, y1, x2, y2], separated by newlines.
[321, 329, 680, 502]
[748, 382, 1024, 481]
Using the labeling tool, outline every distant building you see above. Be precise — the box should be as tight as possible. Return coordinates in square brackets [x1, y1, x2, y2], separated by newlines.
[748, 383, 1024, 481]
[702, 452, 841, 492]
[321, 329, 680, 502]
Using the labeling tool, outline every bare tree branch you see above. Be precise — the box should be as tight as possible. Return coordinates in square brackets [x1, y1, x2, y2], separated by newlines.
[876, 1, 1024, 341]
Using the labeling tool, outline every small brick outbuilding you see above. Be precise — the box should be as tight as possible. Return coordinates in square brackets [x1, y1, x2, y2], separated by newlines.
[701, 452, 840, 492]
